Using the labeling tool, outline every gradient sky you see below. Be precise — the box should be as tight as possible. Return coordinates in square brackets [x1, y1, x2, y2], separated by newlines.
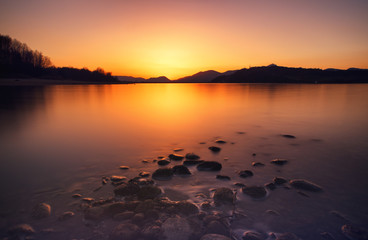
[1, 0, 368, 79]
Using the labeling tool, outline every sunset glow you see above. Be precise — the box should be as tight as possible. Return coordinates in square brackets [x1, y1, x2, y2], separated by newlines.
[1, 0, 367, 79]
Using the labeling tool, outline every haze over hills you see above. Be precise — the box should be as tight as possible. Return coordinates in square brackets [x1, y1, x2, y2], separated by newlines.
[116, 64, 368, 84]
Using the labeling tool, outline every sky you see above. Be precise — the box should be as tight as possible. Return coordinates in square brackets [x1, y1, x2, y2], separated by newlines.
[1, 0, 368, 79]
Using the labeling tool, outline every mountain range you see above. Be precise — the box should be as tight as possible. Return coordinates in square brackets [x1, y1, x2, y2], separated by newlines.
[116, 64, 368, 84]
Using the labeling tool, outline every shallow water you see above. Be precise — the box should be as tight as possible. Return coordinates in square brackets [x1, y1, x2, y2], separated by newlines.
[0, 83, 367, 239]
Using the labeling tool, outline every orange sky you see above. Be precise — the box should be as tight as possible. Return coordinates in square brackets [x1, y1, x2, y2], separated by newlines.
[1, 0, 367, 79]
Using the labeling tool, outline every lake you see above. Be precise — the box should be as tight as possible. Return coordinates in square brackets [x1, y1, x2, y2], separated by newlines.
[0, 83, 367, 240]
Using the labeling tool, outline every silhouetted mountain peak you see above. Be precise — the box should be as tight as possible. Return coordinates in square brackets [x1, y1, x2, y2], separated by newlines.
[146, 76, 171, 83]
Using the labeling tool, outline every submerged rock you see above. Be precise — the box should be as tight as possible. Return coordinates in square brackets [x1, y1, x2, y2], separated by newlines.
[341, 224, 368, 240]
[209, 146, 221, 152]
[158, 159, 171, 166]
[289, 179, 323, 192]
[168, 153, 184, 161]
[242, 186, 267, 199]
[185, 153, 200, 160]
[270, 159, 288, 165]
[8, 224, 35, 235]
[197, 161, 222, 171]
[201, 234, 232, 240]
[162, 217, 192, 240]
[31, 203, 51, 219]
[183, 160, 204, 166]
[114, 183, 140, 196]
[173, 165, 191, 175]
[239, 170, 253, 178]
[110, 223, 140, 240]
[152, 168, 174, 180]
[281, 134, 296, 139]
[137, 185, 162, 200]
[213, 188, 235, 205]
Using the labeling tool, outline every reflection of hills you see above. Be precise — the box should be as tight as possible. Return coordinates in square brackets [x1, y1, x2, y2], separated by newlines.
[0, 86, 46, 133]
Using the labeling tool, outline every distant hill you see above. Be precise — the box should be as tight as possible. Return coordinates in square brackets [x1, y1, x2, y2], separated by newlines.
[116, 76, 171, 83]
[212, 65, 368, 83]
[173, 70, 236, 83]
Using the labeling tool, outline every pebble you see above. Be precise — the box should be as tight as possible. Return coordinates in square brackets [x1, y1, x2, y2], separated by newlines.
[173, 148, 184, 152]
[72, 193, 82, 198]
[273, 177, 287, 185]
[197, 161, 222, 171]
[242, 231, 265, 240]
[111, 175, 127, 182]
[119, 166, 129, 169]
[265, 182, 276, 190]
[208, 146, 221, 152]
[58, 211, 75, 221]
[242, 186, 267, 199]
[8, 224, 35, 235]
[152, 167, 174, 180]
[162, 217, 192, 240]
[206, 220, 229, 236]
[270, 159, 288, 165]
[281, 134, 296, 139]
[31, 203, 51, 219]
[139, 171, 150, 177]
[183, 160, 204, 166]
[110, 223, 140, 240]
[239, 170, 253, 178]
[114, 183, 140, 196]
[137, 185, 162, 200]
[215, 139, 227, 144]
[289, 179, 323, 192]
[82, 198, 95, 203]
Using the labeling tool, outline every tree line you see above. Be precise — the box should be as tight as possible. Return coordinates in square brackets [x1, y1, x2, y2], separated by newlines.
[0, 34, 119, 82]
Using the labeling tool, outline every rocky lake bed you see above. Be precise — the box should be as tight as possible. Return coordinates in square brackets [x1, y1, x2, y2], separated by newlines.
[1, 134, 368, 240]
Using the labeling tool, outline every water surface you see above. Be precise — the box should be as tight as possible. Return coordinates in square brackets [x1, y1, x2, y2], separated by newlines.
[0, 83, 367, 239]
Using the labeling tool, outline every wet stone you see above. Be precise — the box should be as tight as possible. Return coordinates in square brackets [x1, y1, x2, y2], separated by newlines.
[173, 148, 184, 152]
[206, 220, 229, 236]
[113, 211, 135, 221]
[173, 165, 191, 175]
[197, 161, 222, 171]
[110, 223, 140, 240]
[158, 159, 171, 166]
[270, 159, 288, 165]
[31, 203, 51, 219]
[72, 193, 82, 198]
[162, 217, 192, 240]
[129, 177, 154, 186]
[215, 139, 227, 144]
[145, 209, 160, 220]
[265, 182, 276, 190]
[137, 185, 162, 200]
[216, 175, 231, 180]
[82, 198, 95, 203]
[208, 146, 221, 152]
[242, 231, 265, 240]
[234, 183, 246, 187]
[341, 224, 368, 240]
[281, 134, 296, 139]
[183, 160, 203, 166]
[201, 201, 212, 210]
[114, 183, 140, 196]
[273, 177, 287, 185]
[266, 209, 280, 216]
[8, 224, 35, 235]
[119, 166, 129, 170]
[139, 171, 150, 177]
[173, 201, 199, 215]
[242, 186, 267, 199]
[58, 211, 75, 221]
[132, 213, 145, 224]
[152, 167, 174, 180]
[276, 232, 300, 240]
[168, 153, 184, 161]
[185, 153, 200, 160]
[84, 206, 105, 221]
[252, 161, 264, 167]
[135, 200, 155, 213]
[239, 170, 253, 178]
[213, 188, 235, 206]
[289, 179, 323, 192]
[200, 234, 232, 240]
[111, 175, 127, 182]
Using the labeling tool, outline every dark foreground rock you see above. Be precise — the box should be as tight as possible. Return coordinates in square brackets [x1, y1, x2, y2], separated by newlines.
[114, 183, 140, 196]
[137, 185, 162, 200]
[173, 165, 191, 175]
[110, 223, 140, 240]
[152, 168, 174, 180]
[201, 234, 232, 240]
[341, 224, 368, 240]
[31, 203, 51, 219]
[197, 161, 222, 171]
[213, 188, 235, 205]
[209, 146, 221, 152]
[289, 179, 323, 192]
[242, 186, 267, 199]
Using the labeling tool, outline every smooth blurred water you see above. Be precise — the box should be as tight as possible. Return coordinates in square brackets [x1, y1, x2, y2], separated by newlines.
[0, 83, 367, 239]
